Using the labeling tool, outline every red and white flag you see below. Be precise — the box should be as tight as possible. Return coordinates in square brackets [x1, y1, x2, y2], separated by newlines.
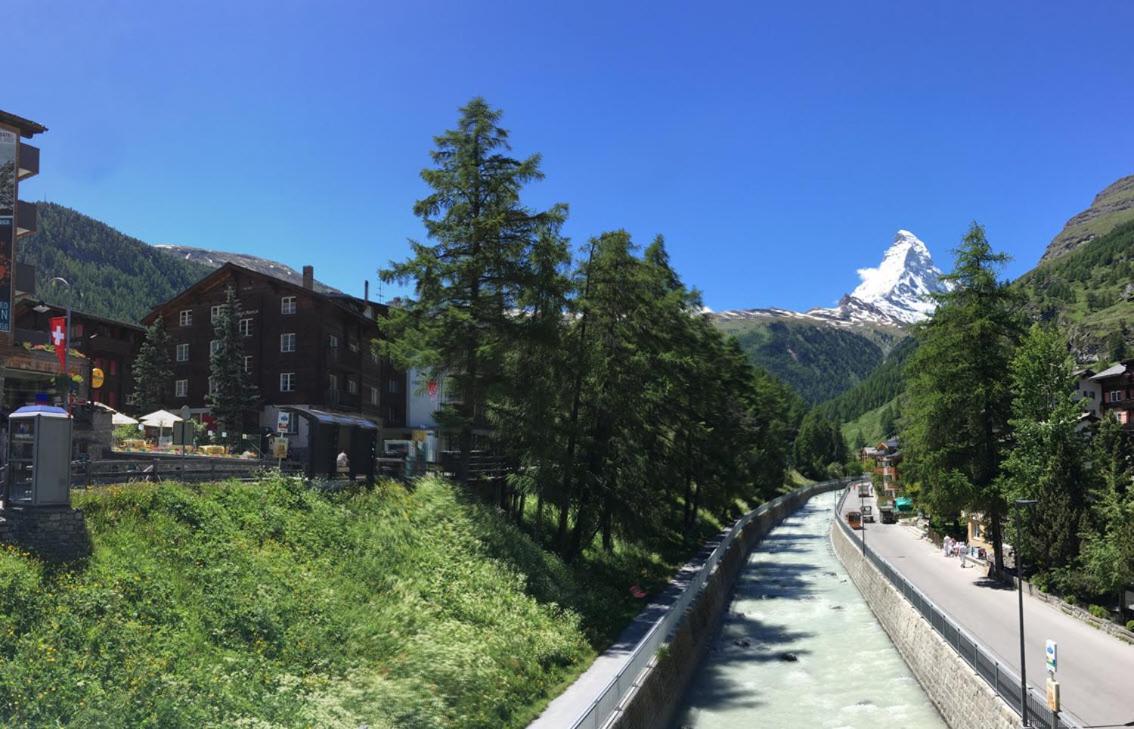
[49, 316, 67, 371]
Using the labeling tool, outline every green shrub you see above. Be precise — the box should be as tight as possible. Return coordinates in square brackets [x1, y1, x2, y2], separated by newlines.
[0, 477, 613, 728]
[1126, 620, 1134, 632]
[1063, 594, 1078, 606]
[1088, 604, 1110, 620]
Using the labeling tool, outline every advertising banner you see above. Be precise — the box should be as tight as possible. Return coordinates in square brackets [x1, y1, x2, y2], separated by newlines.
[0, 127, 16, 333]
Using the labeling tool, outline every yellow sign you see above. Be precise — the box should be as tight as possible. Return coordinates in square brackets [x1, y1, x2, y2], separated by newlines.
[90, 367, 105, 389]
[1045, 678, 1060, 711]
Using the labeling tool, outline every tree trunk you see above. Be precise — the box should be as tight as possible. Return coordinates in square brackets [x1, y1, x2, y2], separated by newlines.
[516, 492, 526, 526]
[535, 490, 545, 538]
[601, 501, 613, 553]
[990, 506, 1005, 574]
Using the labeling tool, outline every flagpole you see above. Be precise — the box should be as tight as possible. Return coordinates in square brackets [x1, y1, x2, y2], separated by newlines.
[49, 277, 72, 412]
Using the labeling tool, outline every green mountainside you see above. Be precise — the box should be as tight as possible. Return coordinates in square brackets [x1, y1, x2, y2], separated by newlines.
[812, 335, 915, 426]
[18, 203, 213, 323]
[1040, 174, 1134, 263]
[1016, 219, 1134, 361]
[714, 316, 904, 405]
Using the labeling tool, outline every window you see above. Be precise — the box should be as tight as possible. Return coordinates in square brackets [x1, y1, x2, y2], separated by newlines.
[387, 379, 401, 394]
[244, 355, 253, 373]
[175, 379, 188, 398]
[108, 359, 118, 376]
[176, 343, 189, 362]
[239, 318, 252, 337]
[370, 348, 379, 364]
[210, 304, 226, 322]
[179, 310, 192, 327]
[348, 336, 359, 353]
[210, 339, 221, 355]
[208, 377, 219, 395]
[369, 385, 379, 405]
[281, 296, 296, 315]
[328, 334, 339, 348]
[1088, 391, 1096, 399]
[329, 373, 339, 391]
[1109, 390, 1123, 403]
[280, 333, 296, 352]
[280, 372, 295, 392]
[347, 377, 357, 394]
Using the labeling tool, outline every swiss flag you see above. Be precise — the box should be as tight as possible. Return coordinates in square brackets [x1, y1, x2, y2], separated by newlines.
[49, 316, 67, 371]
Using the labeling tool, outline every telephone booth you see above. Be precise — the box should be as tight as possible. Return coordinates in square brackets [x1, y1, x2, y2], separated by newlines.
[7, 405, 73, 507]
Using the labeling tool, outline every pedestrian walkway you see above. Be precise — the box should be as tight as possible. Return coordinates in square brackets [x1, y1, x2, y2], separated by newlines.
[841, 494, 1134, 727]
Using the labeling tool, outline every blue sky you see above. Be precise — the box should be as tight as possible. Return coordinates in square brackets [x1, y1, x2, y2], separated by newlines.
[9, 1, 1134, 311]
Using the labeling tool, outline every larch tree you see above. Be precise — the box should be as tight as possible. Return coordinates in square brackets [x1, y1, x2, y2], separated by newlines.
[379, 98, 564, 484]
[903, 222, 1022, 571]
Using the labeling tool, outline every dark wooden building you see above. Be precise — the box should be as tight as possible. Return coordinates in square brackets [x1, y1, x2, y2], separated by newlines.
[142, 263, 407, 445]
[13, 299, 144, 411]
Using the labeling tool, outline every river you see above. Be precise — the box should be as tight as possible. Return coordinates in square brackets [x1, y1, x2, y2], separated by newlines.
[672, 493, 947, 728]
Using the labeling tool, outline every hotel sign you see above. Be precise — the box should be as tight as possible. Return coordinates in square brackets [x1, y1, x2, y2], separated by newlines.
[0, 127, 15, 333]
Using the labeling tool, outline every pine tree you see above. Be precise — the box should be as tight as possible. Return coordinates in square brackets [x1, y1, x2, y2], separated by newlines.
[1080, 414, 1134, 603]
[205, 285, 257, 448]
[903, 222, 1022, 571]
[379, 98, 564, 483]
[129, 318, 172, 414]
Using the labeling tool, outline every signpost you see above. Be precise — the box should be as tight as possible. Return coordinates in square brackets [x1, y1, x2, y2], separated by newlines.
[276, 410, 291, 435]
[1045, 639, 1060, 712]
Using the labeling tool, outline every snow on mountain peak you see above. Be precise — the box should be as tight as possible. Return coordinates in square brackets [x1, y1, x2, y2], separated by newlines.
[805, 230, 950, 326]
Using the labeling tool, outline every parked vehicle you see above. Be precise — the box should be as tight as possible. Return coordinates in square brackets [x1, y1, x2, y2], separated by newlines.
[861, 504, 875, 523]
[846, 511, 862, 529]
[880, 506, 896, 524]
[857, 481, 872, 498]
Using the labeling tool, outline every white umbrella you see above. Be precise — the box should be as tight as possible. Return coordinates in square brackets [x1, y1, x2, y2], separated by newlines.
[112, 412, 139, 426]
[139, 409, 183, 428]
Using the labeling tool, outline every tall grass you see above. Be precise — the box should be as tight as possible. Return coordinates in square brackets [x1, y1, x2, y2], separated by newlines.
[0, 477, 611, 727]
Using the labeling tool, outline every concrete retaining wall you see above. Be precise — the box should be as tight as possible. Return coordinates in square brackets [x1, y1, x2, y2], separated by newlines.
[830, 518, 1018, 729]
[606, 482, 842, 729]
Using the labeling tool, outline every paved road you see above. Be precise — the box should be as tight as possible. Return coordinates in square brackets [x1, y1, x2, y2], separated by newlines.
[841, 491, 1134, 728]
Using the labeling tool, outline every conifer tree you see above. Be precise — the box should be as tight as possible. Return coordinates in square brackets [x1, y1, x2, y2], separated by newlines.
[129, 318, 172, 414]
[903, 222, 1022, 571]
[205, 285, 257, 448]
[379, 98, 564, 483]
[999, 324, 1089, 572]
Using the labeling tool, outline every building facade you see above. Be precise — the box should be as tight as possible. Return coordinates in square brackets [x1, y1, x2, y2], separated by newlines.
[1090, 361, 1134, 425]
[143, 263, 407, 444]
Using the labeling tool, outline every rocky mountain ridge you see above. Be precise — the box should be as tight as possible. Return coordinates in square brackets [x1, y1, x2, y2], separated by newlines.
[153, 244, 340, 294]
[1041, 174, 1134, 263]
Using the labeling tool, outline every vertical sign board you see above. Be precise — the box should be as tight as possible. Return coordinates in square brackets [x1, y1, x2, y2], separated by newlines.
[0, 125, 16, 333]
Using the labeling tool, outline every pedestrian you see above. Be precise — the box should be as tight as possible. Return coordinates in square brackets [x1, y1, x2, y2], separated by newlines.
[336, 450, 350, 478]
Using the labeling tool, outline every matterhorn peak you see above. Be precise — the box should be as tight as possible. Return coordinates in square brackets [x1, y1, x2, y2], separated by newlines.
[807, 230, 950, 326]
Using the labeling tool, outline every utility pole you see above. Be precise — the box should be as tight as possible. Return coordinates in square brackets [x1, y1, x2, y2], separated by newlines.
[1014, 498, 1037, 728]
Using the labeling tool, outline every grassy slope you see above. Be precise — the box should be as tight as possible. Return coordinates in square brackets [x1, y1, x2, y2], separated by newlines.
[0, 477, 700, 728]
[841, 397, 898, 447]
[1016, 221, 1134, 360]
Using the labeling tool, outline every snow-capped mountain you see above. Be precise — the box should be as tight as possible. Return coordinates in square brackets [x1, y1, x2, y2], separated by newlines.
[807, 230, 950, 326]
[712, 230, 950, 328]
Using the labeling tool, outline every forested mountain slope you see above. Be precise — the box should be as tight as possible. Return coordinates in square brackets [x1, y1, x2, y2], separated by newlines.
[18, 203, 212, 322]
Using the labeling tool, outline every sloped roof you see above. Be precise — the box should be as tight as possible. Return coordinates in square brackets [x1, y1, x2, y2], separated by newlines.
[1090, 363, 1128, 381]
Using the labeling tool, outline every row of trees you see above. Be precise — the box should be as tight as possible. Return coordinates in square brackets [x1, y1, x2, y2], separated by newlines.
[378, 99, 797, 558]
[902, 223, 1133, 608]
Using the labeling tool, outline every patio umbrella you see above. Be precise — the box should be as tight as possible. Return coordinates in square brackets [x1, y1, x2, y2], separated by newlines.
[112, 412, 139, 426]
[139, 409, 183, 428]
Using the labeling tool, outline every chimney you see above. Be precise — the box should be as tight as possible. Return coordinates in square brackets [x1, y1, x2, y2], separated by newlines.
[364, 280, 369, 302]
[302, 265, 314, 290]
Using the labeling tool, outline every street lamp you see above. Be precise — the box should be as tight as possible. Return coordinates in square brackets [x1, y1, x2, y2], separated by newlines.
[859, 485, 867, 556]
[1013, 498, 1038, 727]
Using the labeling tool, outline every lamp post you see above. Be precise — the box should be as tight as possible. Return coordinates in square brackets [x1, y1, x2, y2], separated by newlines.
[1014, 498, 1038, 728]
[859, 487, 867, 556]
[42, 277, 72, 409]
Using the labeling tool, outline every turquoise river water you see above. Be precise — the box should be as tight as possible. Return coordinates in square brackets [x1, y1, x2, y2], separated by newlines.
[672, 494, 947, 729]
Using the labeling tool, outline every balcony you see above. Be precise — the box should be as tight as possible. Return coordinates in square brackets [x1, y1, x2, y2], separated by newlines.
[16, 200, 36, 238]
[17, 143, 38, 180]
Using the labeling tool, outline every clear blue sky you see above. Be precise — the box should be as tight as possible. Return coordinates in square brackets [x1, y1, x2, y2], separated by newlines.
[9, 1, 1134, 311]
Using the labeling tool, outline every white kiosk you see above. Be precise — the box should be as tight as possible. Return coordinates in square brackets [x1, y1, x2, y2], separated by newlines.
[7, 405, 73, 507]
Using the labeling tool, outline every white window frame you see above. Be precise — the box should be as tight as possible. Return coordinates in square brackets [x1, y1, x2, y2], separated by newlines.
[175, 379, 188, 398]
[179, 310, 192, 327]
[280, 333, 296, 353]
[210, 304, 225, 322]
[329, 373, 339, 392]
[1109, 390, 1123, 403]
[387, 378, 400, 394]
[347, 377, 357, 394]
[208, 376, 219, 395]
[281, 296, 296, 315]
[328, 334, 339, 348]
[243, 355, 253, 373]
[369, 385, 379, 405]
[280, 372, 295, 392]
[210, 339, 221, 355]
[176, 343, 189, 362]
[238, 318, 252, 337]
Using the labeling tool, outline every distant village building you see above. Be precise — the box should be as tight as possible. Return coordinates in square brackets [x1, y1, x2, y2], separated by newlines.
[860, 436, 901, 500]
[1073, 367, 1102, 419]
[1089, 360, 1134, 426]
[143, 263, 408, 462]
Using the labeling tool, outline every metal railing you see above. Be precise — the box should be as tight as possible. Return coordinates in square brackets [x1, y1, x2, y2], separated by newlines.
[834, 489, 1085, 729]
[565, 477, 851, 729]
